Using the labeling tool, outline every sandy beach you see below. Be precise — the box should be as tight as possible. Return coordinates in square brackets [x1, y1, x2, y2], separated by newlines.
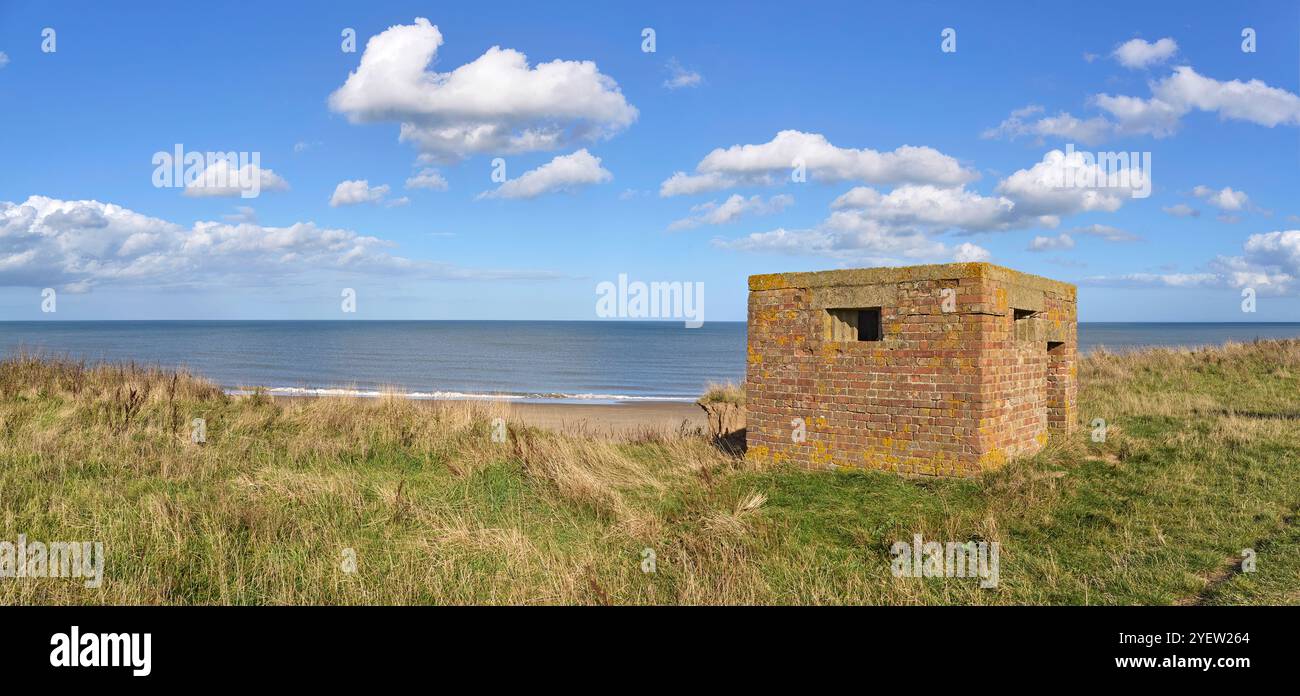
[506, 401, 705, 435]
[269, 394, 706, 436]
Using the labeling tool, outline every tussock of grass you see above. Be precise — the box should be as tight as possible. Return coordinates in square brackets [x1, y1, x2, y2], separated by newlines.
[698, 381, 744, 405]
[2, 340, 1298, 604]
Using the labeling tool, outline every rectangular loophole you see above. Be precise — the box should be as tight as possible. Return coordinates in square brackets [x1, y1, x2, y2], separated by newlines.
[1013, 308, 1037, 341]
[827, 308, 881, 342]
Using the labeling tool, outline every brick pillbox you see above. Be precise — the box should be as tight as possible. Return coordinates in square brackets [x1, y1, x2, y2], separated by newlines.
[744, 262, 1077, 477]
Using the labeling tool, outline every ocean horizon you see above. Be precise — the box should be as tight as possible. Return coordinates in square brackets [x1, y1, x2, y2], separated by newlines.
[2, 320, 1299, 403]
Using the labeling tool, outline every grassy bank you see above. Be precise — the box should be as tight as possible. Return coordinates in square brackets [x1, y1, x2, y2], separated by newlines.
[1, 341, 1298, 605]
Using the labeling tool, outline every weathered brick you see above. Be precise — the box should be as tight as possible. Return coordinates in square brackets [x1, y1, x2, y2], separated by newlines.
[744, 262, 1077, 477]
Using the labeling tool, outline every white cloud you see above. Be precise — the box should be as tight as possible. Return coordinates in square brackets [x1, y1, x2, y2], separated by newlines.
[710, 188, 990, 264]
[1113, 37, 1178, 69]
[669, 194, 792, 230]
[982, 105, 1113, 145]
[328, 18, 637, 161]
[0, 196, 557, 290]
[405, 168, 449, 191]
[712, 149, 1143, 266]
[330, 180, 392, 207]
[988, 64, 1300, 143]
[830, 184, 1027, 232]
[660, 130, 976, 196]
[660, 171, 743, 197]
[223, 206, 257, 224]
[713, 217, 989, 266]
[1071, 223, 1140, 242]
[1162, 203, 1200, 218]
[1097, 66, 1300, 136]
[713, 223, 949, 265]
[1085, 230, 1300, 295]
[1027, 233, 1075, 252]
[1086, 272, 1223, 288]
[478, 149, 612, 200]
[0, 52, 9, 69]
[182, 159, 289, 198]
[1192, 185, 1249, 211]
[994, 148, 1147, 219]
[1243, 230, 1300, 278]
[663, 58, 702, 89]
[953, 242, 991, 262]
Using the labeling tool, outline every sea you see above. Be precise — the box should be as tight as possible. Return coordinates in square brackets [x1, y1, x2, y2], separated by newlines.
[1, 321, 1298, 404]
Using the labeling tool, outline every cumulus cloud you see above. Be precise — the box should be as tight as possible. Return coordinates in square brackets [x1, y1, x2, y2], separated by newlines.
[1113, 37, 1178, 69]
[478, 149, 612, 200]
[1162, 203, 1200, 218]
[0, 196, 556, 290]
[982, 105, 1114, 145]
[328, 18, 637, 161]
[223, 206, 257, 224]
[953, 242, 991, 262]
[330, 180, 394, 207]
[182, 159, 289, 198]
[1085, 230, 1300, 295]
[713, 215, 989, 266]
[663, 58, 702, 89]
[1027, 233, 1074, 252]
[1071, 223, 1140, 242]
[829, 184, 1027, 232]
[713, 223, 950, 265]
[669, 194, 792, 230]
[993, 148, 1148, 220]
[405, 168, 449, 191]
[1192, 185, 1250, 211]
[1097, 66, 1300, 136]
[986, 65, 1300, 143]
[711, 149, 1144, 265]
[660, 171, 740, 197]
[1243, 230, 1300, 279]
[660, 130, 976, 196]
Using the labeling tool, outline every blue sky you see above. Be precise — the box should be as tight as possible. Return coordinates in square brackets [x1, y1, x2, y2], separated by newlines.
[0, 1, 1297, 321]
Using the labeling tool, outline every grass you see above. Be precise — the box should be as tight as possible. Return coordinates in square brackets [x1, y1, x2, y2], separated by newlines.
[697, 381, 744, 405]
[0, 340, 1297, 605]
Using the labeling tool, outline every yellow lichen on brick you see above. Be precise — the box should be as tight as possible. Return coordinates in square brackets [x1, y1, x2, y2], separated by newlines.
[978, 448, 1008, 470]
[745, 262, 1077, 479]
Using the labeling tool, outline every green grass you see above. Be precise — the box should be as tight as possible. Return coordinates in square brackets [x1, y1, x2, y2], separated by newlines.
[0, 341, 1298, 604]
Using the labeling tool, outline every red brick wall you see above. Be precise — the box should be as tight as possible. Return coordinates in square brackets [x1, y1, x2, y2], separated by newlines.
[745, 264, 1076, 478]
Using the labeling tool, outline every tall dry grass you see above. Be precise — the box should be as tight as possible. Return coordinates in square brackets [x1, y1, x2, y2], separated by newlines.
[2, 340, 1298, 605]
[0, 352, 754, 604]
